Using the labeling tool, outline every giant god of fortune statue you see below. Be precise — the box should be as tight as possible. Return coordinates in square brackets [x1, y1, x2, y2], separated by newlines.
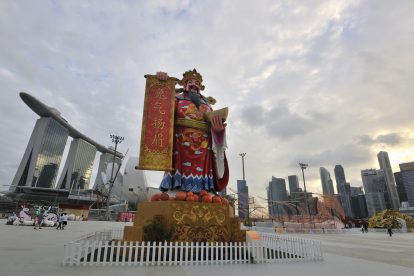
[124, 69, 245, 243]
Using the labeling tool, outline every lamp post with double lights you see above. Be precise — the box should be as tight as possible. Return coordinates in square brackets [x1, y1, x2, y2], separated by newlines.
[105, 134, 124, 221]
[239, 153, 246, 181]
[299, 162, 310, 216]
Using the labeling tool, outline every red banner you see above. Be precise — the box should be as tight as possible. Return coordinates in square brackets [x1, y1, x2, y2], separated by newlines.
[137, 75, 177, 171]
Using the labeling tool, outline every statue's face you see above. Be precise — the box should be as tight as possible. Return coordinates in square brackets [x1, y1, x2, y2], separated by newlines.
[184, 78, 201, 93]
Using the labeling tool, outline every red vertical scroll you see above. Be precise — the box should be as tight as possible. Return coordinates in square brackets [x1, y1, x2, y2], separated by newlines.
[137, 75, 177, 171]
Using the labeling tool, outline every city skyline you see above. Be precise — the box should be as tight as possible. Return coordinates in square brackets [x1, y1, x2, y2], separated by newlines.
[1, 1, 414, 201]
[6, 90, 414, 201]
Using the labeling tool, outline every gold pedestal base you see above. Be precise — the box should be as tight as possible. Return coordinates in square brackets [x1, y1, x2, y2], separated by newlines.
[123, 201, 246, 243]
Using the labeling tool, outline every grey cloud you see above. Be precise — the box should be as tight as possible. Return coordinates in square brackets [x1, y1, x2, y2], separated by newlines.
[240, 101, 332, 140]
[357, 135, 375, 145]
[376, 133, 402, 145]
[290, 143, 372, 169]
[267, 107, 330, 139]
[240, 104, 266, 127]
[357, 133, 403, 146]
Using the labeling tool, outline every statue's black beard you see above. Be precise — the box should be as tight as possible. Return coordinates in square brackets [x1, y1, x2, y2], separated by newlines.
[187, 91, 202, 108]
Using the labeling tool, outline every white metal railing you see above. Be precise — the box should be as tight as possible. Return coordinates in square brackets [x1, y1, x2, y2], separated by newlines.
[62, 228, 322, 266]
[246, 226, 359, 234]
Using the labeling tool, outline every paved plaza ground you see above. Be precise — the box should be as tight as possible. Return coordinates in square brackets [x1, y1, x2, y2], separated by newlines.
[1, 219, 413, 276]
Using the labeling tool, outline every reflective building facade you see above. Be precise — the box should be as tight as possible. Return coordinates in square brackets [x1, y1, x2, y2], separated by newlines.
[57, 139, 97, 191]
[11, 117, 69, 190]
[361, 169, 388, 216]
[320, 167, 335, 195]
[377, 151, 400, 209]
[267, 177, 288, 217]
[288, 175, 300, 194]
[394, 172, 408, 203]
[237, 180, 249, 219]
[334, 165, 353, 218]
[399, 162, 414, 207]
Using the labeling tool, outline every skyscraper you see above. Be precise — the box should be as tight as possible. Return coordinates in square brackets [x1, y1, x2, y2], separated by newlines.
[57, 139, 97, 191]
[351, 194, 368, 218]
[399, 162, 414, 207]
[320, 167, 334, 195]
[11, 117, 69, 190]
[237, 180, 249, 219]
[334, 165, 353, 217]
[377, 151, 400, 209]
[361, 169, 387, 216]
[267, 177, 288, 217]
[288, 175, 299, 194]
[394, 172, 408, 203]
[348, 186, 367, 218]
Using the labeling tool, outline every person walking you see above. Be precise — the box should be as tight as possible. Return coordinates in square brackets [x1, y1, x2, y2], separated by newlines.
[62, 213, 68, 230]
[56, 214, 63, 230]
[387, 227, 393, 237]
[34, 213, 43, 229]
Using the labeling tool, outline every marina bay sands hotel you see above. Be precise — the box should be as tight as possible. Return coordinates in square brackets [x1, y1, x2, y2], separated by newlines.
[9, 92, 124, 199]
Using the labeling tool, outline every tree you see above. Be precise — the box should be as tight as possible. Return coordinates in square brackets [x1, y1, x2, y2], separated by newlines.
[369, 209, 413, 229]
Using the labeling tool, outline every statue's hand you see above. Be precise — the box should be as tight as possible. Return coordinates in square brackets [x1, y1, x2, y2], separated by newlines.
[156, 71, 169, 80]
[211, 114, 227, 132]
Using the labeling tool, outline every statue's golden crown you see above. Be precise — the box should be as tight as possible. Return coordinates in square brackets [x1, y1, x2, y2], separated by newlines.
[178, 69, 205, 91]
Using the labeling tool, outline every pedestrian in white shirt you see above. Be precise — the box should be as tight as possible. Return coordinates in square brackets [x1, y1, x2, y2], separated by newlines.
[62, 213, 68, 230]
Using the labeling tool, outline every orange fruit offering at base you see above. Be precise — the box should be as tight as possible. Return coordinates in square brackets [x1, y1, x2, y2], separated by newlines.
[212, 196, 222, 204]
[151, 194, 160, 201]
[193, 194, 200, 202]
[160, 192, 170, 201]
[202, 195, 212, 203]
[175, 191, 187, 201]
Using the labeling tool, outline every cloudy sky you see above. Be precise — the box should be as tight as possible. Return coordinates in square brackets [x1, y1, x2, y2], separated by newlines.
[1, 0, 414, 201]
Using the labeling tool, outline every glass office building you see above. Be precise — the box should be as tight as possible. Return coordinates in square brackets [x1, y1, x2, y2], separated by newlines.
[237, 179, 249, 219]
[377, 151, 400, 209]
[399, 162, 414, 207]
[288, 175, 299, 194]
[320, 167, 335, 195]
[267, 177, 288, 217]
[57, 139, 97, 191]
[334, 165, 353, 217]
[11, 117, 69, 190]
[361, 169, 388, 216]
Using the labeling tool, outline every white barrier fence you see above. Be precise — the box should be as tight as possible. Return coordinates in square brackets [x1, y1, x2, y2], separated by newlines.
[62, 228, 323, 266]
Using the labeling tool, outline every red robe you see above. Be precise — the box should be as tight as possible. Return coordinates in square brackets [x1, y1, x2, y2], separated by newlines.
[160, 93, 229, 192]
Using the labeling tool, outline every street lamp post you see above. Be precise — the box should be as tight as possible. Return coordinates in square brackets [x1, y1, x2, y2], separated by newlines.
[299, 163, 310, 216]
[239, 153, 246, 181]
[105, 134, 124, 221]
[299, 163, 308, 192]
